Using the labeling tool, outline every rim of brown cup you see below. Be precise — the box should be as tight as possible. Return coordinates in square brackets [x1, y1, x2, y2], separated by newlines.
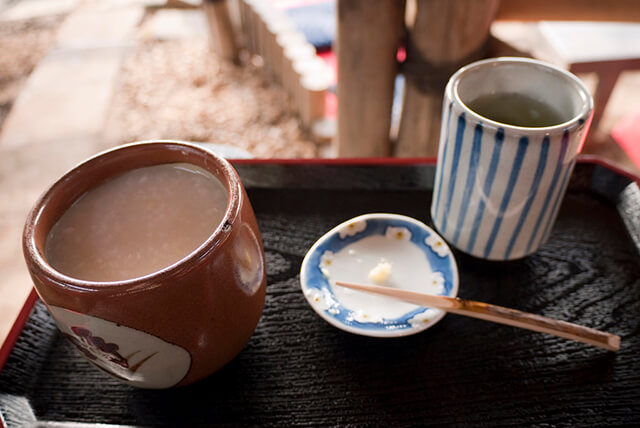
[22, 140, 242, 295]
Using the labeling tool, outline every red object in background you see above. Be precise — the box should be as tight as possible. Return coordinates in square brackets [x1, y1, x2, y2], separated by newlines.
[397, 46, 406, 63]
[612, 108, 640, 169]
[324, 92, 337, 118]
[318, 51, 337, 84]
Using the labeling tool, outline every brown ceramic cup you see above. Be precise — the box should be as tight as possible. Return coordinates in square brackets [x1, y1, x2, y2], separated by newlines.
[22, 141, 266, 388]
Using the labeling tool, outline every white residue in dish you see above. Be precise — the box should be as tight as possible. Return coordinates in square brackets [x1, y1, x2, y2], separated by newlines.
[324, 235, 442, 320]
[368, 259, 392, 285]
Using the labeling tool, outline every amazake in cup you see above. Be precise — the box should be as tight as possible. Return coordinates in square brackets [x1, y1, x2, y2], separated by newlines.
[431, 57, 594, 261]
[22, 141, 266, 388]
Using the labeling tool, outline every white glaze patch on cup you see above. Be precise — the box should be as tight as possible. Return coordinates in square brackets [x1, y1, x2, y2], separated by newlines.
[49, 305, 191, 389]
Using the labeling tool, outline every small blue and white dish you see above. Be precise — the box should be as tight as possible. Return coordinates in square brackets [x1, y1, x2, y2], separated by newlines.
[300, 213, 459, 337]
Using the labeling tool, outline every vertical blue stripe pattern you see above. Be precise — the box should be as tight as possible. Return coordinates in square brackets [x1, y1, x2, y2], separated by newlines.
[483, 136, 529, 259]
[504, 136, 550, 259]
[525, 130, 570, 253]
[440, 113, 466, 234]
[466, 128, 504, 254]
[431, 95, 588, 260]
[432, 102, 454, 223]
[453, 123, 483, 245]
[539, 157, 577, 244]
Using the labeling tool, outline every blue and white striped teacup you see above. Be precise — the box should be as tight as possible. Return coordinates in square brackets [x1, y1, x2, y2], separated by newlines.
[431, 57, 593, 261]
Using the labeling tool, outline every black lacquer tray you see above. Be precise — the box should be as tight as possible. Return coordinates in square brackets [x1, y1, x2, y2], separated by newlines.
[1, 158, 639, 427]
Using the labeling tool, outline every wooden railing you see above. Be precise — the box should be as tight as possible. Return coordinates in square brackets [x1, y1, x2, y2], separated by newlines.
[204, 0, 640, 157]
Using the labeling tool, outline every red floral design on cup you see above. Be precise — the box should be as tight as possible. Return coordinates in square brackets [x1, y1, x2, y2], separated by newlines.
[65, 326, 130, 369]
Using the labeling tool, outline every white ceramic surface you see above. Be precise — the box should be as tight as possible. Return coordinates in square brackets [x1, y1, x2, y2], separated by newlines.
[49, 305, 191, 388]
[432, 57, 594, 260]
[300, 214, 459, 337]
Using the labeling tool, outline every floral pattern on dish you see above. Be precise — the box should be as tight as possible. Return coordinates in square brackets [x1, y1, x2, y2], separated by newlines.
[429, 272, 445, 294]
[319, 250, 334, 277]
[338, 219, 367, 238]
[385, 226, 411, 241]
[349, 309, 383, 324]
[408, 309, 440, 327]
[425, 233, 449, 257]
[300, 213, 459, 338]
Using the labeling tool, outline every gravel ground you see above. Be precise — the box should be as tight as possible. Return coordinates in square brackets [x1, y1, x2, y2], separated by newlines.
[104, 38, 319, 158]
[0, 15, 62, 132]
[1, 13, 319, 158]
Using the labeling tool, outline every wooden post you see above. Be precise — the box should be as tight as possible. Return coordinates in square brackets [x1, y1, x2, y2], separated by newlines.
[283, 41, 316, 101]
[253, 1, 273, 62]
[265, 11, 296, 83]
[203, 0, 240, 63]
[299, 61, 333, 129]
[237, 1, 250, 53]
[336, 0, 405, 157]
[226, 0, 243, 45]
[241, 0, 260, 56]
[275, 31, 307, 85]
[293, 57, 325, 112]
[395, 0, 499, 157]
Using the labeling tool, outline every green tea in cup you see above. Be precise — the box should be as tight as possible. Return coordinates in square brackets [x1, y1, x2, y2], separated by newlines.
[466, 92, 567, 128]
[432, 57, 593, 261]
